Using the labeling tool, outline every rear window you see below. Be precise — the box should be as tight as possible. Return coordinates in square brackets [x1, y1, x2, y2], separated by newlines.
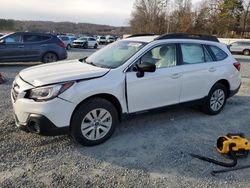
[209, 46, 228, 61]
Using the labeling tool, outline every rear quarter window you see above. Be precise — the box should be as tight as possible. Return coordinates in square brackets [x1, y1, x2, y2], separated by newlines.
[209, 46, 228, 61]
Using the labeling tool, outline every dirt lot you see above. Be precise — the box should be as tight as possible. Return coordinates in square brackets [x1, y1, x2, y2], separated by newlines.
[0, 51, 250, 187]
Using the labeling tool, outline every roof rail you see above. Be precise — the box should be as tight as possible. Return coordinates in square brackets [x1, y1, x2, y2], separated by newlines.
[126, 33, 156, 38]
[155, 33, 219, 42]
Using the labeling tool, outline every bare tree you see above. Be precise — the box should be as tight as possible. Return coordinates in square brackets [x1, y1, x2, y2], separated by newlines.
[241, 0, 250, 37]
[129, 0, 169, 34]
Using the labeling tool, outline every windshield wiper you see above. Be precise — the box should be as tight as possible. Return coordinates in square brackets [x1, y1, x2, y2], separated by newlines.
[86, 61, 97, 67]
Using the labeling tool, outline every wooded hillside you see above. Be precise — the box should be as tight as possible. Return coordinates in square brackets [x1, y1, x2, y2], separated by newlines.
[0, 19, 128, 35]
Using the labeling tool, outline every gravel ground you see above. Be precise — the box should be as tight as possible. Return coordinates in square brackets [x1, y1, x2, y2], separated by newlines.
[0, 53, 250, 187]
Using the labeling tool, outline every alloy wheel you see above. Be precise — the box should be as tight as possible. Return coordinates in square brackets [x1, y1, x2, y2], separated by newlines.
[210, 89, 225, 112]
[81, 108, 112, 141]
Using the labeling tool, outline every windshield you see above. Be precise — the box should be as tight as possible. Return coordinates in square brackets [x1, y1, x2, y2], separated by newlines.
[84, 41, 146, 68]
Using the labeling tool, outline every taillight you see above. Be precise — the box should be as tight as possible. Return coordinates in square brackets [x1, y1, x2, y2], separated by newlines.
[233, 62, 241, 71]
[58, 41, 66, 49]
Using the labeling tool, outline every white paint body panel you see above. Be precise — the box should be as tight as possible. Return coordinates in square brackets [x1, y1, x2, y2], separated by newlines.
[126, 67, 182, 113]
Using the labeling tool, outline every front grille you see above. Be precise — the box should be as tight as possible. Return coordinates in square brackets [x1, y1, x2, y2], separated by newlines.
[74, 42, 83, 45]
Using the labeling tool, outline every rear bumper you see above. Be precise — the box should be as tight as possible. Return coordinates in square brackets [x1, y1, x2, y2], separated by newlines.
[229, 83, 241, 97]
[58, 50, 68, 61]
[15, 114, 69, 136]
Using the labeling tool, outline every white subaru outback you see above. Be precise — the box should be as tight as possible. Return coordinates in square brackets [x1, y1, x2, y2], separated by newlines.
[11, 34, 241, 146]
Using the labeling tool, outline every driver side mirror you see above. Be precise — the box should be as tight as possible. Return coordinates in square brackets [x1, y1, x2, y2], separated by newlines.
[0, 39, 5, 44]
[136, 61, 156, 78]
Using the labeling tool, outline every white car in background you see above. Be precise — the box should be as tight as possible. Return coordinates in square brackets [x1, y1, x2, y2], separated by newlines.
[11, 33, 241, 146]
[229, 41, 250, 56]
[97, 36, 107, 45]
[106, 36, 115, 44]
[72, 37, 98, 49]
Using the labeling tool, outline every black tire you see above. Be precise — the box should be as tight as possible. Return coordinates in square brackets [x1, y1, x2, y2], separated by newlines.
[94, 44, 98, 49]
[243, 49, 250, 56]
[70, 98, 118, 146]
[203, 83, 227, 115]
[42, 52, 58, 63]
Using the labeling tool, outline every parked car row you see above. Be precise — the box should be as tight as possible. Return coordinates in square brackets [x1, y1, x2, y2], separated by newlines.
[56, 34, 119, 50]
[0, 31, 121, 63]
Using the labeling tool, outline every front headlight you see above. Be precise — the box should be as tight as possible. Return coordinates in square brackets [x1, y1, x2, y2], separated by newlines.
[28, 82, 74, 101]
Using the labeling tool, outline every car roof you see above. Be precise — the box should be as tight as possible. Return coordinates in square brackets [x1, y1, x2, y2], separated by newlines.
[123, 36, 159, 43]
[123, 33, 221, 44]
[7, 31, 55, 37]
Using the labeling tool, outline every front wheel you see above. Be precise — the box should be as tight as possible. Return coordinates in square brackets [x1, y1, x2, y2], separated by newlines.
[203, 83, 227, 115]
[243, 49, 250, 56]
[70, 98, 118, 146]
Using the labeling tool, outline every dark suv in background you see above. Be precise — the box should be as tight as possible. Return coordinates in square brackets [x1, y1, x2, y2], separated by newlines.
[0, 32, 67, 63]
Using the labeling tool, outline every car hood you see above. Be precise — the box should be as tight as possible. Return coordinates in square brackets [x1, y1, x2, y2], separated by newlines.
[19, 60, 110, 87]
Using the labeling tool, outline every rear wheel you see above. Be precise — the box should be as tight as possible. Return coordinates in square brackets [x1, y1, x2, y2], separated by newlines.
[203, 83, 227, 115]
[71, 98, 118, 146]
[243, 49, 250, 56]
[42, 52, 58, 63]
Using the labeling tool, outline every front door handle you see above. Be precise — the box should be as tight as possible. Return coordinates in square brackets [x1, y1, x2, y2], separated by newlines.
[209, 67, 216, 72]
[171, 73, 182, 79]
[18, 46, 24, 48]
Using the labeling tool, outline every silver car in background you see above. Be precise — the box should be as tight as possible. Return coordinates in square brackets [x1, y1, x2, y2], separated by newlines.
[58, 35, 72, 50]
[229, 41, 250, 56]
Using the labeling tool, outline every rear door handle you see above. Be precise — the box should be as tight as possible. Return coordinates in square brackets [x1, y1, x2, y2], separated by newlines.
[18, 46, 24, 48]
[171, 73, 182, 79]
[40, 44, 47, 47]
[209, 67, 217, 72]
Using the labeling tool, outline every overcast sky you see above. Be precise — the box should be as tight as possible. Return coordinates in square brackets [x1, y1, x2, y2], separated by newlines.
[0, 0, 201, 26]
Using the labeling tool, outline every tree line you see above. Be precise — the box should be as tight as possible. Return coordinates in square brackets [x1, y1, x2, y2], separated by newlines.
[0, 19, 126, 35]
[129, 0, 250, 38]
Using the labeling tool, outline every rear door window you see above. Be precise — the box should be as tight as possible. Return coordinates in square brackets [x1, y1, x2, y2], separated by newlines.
[40, 36, 51, 41]
[209, 46, 228, 61]
[180, 43, 212, 64]
[23, 35, 41, 43]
